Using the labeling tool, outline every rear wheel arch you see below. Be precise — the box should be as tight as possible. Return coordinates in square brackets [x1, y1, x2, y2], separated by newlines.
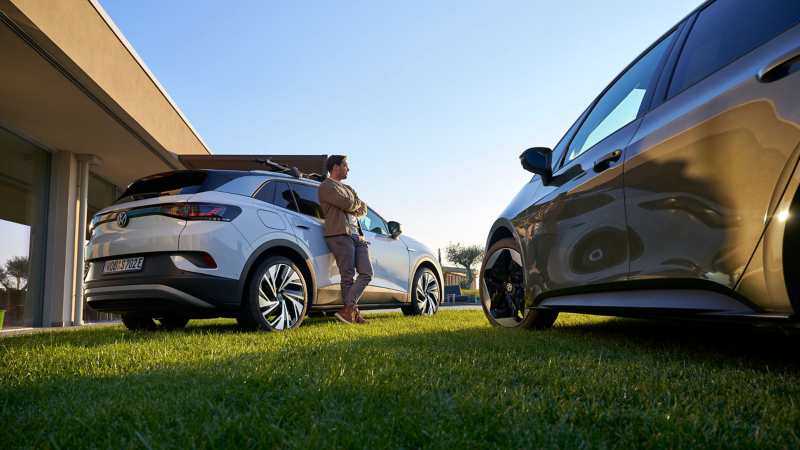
[237, 240, 317, 308]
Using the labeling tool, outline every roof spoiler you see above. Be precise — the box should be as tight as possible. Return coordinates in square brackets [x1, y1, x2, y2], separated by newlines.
[252, 158, 326, 182]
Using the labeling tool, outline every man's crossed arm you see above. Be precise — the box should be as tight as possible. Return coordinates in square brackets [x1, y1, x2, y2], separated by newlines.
[319, 182, 368, 217]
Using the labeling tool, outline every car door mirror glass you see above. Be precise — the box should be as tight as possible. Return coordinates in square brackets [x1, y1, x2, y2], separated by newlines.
[388, 221, 402, 239]
[520, 147, 552, 176]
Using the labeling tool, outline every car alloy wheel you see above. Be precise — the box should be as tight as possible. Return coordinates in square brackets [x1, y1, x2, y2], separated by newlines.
[480, 238, 557, 329]
[238, 256, 308, 331]
[411, 267, 440, 315]
[259, 262, 306, 330]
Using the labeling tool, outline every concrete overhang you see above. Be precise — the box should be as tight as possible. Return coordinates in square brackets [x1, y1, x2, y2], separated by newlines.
[0, 0, 212, 188]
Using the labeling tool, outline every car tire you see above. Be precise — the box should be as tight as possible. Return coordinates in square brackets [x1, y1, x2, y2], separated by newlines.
[158, 317, 190, 331]
[237, 256, 309, 331]
[121, 314, 158, 331]
[400, 305, 413, 316]
[409, 267, 440, 315]
[480, 237, 558, 330]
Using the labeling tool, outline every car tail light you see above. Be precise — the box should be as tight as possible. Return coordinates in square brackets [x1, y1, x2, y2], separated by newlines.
[201, 253, 217, 268]
[89, 203, 242, 234]
[158, 203, 238, 221]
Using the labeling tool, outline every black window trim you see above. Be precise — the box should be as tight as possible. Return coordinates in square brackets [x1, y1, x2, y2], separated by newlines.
[556, 22, 684, 171]
[650, 13, 697, 110]
[548, 105, 591, 173]
[252, 179, 276, 203]
[252, 179, 301, 213]
[663, 0, 800, 101]
[287, 180, 325, 220]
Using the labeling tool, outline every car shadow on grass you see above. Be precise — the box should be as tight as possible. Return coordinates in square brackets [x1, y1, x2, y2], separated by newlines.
[549, 313, 800, 374]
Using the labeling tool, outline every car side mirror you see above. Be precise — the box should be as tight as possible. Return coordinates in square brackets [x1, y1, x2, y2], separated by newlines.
[388, 221, 402, 239]
[520, 147, 553, 183]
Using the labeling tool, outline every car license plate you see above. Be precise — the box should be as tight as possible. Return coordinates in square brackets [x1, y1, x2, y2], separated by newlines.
[102, 257, 144, 274]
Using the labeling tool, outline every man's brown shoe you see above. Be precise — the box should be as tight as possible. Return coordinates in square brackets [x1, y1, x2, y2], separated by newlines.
[335, 304, 354, 324]
[353, 309, 370, 325]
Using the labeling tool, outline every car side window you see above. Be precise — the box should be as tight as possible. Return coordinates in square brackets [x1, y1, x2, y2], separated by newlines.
[253, 180, 276, 204]
[566, 31, 675, 163]
[359, 208, 389, 235]
[668, 0, 800, 98]
[551, 108, 588, 170]
[288, 183, 325, 219]
[272, 182, 299, 212]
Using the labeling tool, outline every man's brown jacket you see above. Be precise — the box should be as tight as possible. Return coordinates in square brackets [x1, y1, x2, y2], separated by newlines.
[318, 178, 367, 237]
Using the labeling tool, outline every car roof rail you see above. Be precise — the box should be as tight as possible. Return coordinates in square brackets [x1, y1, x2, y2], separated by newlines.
[252, 158, 326, 182]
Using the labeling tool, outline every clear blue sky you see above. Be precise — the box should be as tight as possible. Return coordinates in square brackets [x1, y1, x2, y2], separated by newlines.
[99, 0, 703, 265]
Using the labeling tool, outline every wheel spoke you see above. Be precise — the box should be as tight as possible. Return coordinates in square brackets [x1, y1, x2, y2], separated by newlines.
[264, 267, 279, 297]
[260, 300, 279, 317]
[278, 266, 298, 292]
[287, 296, 304, 318]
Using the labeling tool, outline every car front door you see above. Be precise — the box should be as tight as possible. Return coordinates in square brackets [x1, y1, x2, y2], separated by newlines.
[358, 208, 410, 303]
[623, 0, 800, 296]
[522, 29, 678, 305]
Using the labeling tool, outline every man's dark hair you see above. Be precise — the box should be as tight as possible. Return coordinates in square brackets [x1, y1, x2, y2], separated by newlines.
[325, 155, 347, 173]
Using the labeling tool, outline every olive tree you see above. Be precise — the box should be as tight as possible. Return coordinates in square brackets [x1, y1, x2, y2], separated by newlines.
[445, 243, 484, 289]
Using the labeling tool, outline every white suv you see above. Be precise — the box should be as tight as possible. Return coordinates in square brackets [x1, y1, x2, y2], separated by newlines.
[84, 169, 443, 331]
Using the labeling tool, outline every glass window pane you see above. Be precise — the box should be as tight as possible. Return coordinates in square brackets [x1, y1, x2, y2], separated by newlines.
[359, 208, 388, 235]
[567, 32, 675, 162]
[272, 182, 298, 212]
[253, 181, 276, 204]
[216, 175, 270, 197]
[0, 129, 50, 329]
[288, 184, 325, 219]
[552, 108, 588, 169]
[669, 0, 800, 97]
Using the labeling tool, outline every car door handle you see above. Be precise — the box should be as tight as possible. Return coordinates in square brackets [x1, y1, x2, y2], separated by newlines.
[593, 150, 622, 172]
[758, 46, 800, 82]
[295, 224, 310, 230]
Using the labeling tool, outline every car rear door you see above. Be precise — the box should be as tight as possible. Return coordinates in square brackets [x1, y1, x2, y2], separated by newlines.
[521, 29, 678, 303]
[623, 0, 800, 290]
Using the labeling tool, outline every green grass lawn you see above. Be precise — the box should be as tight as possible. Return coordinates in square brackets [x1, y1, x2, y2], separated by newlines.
[2, 310, 800, 449]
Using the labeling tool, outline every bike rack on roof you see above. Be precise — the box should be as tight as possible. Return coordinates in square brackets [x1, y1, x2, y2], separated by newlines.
[252, 158, 326, 182]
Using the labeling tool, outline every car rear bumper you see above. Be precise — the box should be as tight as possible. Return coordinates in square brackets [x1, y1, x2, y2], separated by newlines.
[85, 253, 240, 315]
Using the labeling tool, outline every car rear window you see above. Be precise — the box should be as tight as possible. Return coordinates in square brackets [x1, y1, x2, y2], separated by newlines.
[114, 171, 240, 204]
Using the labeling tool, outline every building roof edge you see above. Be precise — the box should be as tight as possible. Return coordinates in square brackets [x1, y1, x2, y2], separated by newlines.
[87, 0, 213, 155]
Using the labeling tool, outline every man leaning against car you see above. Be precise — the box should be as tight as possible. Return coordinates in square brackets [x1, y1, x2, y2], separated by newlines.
[318, 155, 373, 325]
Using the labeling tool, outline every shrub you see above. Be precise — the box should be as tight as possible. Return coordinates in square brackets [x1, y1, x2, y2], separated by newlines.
[461, 289, 479, 302]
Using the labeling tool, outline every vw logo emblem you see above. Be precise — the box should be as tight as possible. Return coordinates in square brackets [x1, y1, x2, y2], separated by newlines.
[117, 211, 129, 228]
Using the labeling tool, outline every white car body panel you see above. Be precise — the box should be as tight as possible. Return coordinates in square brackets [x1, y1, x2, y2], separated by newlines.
[87, 194, 196, 260]
[177, 221, 248, 280]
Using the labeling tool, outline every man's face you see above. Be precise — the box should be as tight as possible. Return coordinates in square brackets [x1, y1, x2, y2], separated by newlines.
[335, 161, 349, 179]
